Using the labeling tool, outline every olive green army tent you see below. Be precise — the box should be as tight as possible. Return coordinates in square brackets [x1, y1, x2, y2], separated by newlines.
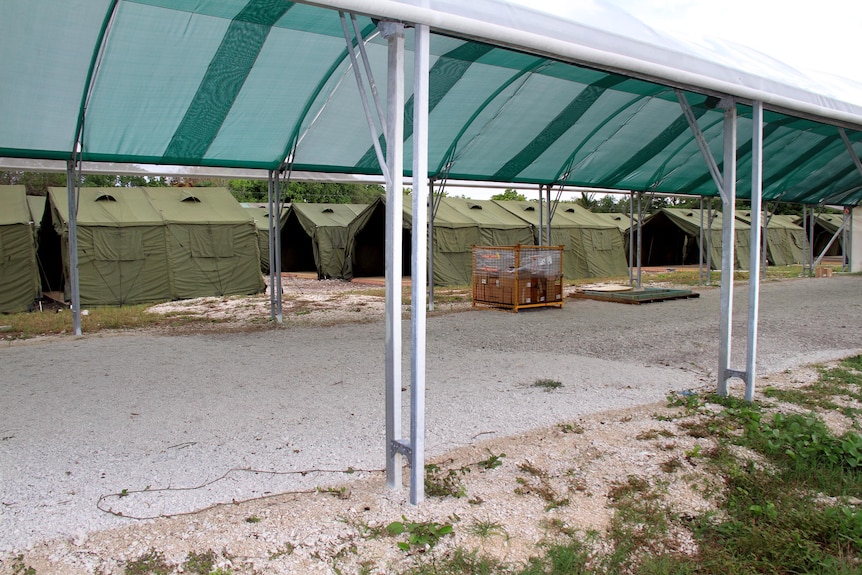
[242, 203, 289, 274]
[431, 198, 535, 285]
[26, 196, 46, 232]
[638, 208, 751, 270]
[281, 203, 366, 279]
[495, 201, 629, 279]
[590, 211, 636, 233]
[0, 186, 40, 312]
[39, 187, 263, 305]
[343, 197, 412, 281]
[145, 187, 264, 300]
[346, 197, 534, 286]
[39, 187, 169, 305]
[736, 210, 805, 266]
[794, 213, 847, 258]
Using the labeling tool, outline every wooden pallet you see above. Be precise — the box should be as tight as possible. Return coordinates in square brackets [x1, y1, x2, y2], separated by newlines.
[569, 287, 699, 305]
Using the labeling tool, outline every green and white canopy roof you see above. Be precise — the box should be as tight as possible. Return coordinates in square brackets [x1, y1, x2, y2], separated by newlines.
[2, 0, 861, 204]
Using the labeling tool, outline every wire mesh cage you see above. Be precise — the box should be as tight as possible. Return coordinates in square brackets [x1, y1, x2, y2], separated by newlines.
[472, 245, 564, 311]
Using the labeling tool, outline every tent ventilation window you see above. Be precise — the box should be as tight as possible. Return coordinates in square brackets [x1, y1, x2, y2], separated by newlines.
[322, 208, 334, 213]
[181, 194, 201, 203]
[565, 208, 575, 213]
[95, 194, 117, 202]
[468, 204, 482, 210]
[524, 206, 535, 211]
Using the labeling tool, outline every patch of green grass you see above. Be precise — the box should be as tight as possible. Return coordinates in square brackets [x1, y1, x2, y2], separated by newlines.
[1, 302, 234, 340]
[466, 519, 509, 542]
[400, 356, 862, 575]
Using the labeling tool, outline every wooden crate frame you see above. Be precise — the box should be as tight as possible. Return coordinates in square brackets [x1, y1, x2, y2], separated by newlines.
[472, 245, 564, 312]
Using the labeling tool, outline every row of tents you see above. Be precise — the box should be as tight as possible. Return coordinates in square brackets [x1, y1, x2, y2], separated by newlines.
[0, 184, 846, 313]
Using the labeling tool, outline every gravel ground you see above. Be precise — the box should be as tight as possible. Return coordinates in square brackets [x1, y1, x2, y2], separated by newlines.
[1, 275, 860, 567]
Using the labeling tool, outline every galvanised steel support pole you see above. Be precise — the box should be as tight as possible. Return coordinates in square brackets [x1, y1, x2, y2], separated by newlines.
[410, 22, 430, 504]
[699, 196, 705, 285]
[628, 191, 634, 286]
[267, 171, 277, 321]
[274, 173, 284, 323]
[382, 20, 405, 490]
[746, 101, 764, 402]
[809, 207, 816, 276]
[539, 184, 545, 246]
[545, 185, 552, 243]
[717, 102, 737, 396]
[706, 201, 713, 285]
[65, 161, 82, 336]
[636, 192, 643, 288]
[428, 179, 435, 311]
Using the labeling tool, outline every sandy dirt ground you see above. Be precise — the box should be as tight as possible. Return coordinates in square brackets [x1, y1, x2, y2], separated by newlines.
[1, 275, 860, 574]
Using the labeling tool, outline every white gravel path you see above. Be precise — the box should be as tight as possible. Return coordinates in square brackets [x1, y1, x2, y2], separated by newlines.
[1, 276, 860, 553]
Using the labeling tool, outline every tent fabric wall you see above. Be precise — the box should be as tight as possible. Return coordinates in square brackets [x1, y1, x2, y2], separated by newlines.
[146, 188, 264, 300]
[345, 197, 533, 286]
[736, 211, 805, 266]
[282, 203, 366, 279]
[242, 204, 289, 274]
[39, 187, 263, 305]
[495, 201, 629, 279]
[432, 198, 535, 286]
[639, 208, 751, 270]
[41, 187, 170, 306]
[794, 213, 847, 257]
[343, 198, 412, 280]
[0, 185, 40, 312]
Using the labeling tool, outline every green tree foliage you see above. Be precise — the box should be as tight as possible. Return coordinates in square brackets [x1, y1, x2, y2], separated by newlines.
[490, 188, 526, 201]
[0, 171, 65, 195]
[0, 171, 175, 194]
[228, 180, 384, 204]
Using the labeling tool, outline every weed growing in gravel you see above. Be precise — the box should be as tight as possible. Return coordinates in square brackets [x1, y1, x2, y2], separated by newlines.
[182, 550, 218, 574]
[124, 549, 173, 575]
[515, 462, 570, 511]
[477, 451, 506, 470]
[10, 555, 36, 575]
[558, 422, 584, 434]
[425, 462, 470, 498]
[533, 378, 563, 392]
[466, 519, 509, 543]
[387, 517, 454, 552]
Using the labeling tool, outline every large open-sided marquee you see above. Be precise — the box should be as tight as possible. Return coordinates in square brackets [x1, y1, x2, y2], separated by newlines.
[2, 0, 862, 503]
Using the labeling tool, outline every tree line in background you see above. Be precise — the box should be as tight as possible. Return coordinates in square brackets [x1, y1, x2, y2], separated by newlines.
[1, 171, 804, 216]
[0, 171, 385, 204]
[489, 188, 804, 216]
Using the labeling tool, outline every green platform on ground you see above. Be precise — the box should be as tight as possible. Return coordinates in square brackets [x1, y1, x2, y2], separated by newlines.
[569, 287, 700, 305]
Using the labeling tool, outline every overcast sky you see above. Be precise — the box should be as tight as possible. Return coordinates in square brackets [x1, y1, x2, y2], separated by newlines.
[528, 0, 861, 79]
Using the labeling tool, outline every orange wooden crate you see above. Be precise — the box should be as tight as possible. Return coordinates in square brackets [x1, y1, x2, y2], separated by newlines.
[472, 245, 564, 312]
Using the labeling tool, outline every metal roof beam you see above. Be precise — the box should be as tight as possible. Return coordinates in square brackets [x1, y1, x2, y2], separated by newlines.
[676, 89, 723, 196]
[839, 128, 862, 178]
[339, 12, 392, 187]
